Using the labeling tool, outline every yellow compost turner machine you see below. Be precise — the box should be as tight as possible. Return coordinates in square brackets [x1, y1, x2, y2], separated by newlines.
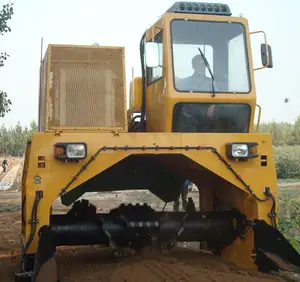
[15, 2, 300, 281]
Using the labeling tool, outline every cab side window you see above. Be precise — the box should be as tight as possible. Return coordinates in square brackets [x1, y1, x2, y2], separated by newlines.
[147, 32, 163, 85]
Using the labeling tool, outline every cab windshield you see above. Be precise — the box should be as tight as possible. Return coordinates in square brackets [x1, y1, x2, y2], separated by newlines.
[171, 20, 251, 93]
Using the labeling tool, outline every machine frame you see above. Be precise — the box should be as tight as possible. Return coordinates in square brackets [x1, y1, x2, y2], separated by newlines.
[16, 2, 300, 282]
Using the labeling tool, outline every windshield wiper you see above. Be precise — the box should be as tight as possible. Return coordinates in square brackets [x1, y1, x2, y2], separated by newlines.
[198, 47, 216, 97]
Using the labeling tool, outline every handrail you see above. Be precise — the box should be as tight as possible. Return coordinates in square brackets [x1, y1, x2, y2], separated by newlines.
[255, 104, 262, 132]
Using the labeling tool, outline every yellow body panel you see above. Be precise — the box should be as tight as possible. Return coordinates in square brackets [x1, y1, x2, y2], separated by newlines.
[129, 77, 143, 114]
[23, 131, 277, 270]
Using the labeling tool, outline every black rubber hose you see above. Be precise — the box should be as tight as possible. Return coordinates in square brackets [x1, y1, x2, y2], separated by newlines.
[20, 191, 42, 272]
[21, 195, 26, 225]
[129, 114, 141, 127]
[139, 31, 147, 132]
[128, 115, 142, 132]
[269, 193, 277, 228]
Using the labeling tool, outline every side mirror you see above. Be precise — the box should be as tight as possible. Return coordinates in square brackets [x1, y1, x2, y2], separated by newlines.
[145, 42, 160, 68]
[261, 44, 273, 68]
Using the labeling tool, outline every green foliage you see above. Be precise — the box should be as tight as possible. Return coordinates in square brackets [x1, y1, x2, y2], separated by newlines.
[259, 115, 300, 179]
[0, 90, 12, 117]
[0, 120, 37, 156]
[278, 196, 300, 250]
[261, 115, 300, 246]
[0, 1, 14, 117]
[260, 115, 300, 146]
[273, 146, 300, 179]
[0, 2, 13, 35]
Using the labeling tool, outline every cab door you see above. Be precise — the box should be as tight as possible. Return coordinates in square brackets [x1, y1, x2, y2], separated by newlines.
[145, 31, 167, 132]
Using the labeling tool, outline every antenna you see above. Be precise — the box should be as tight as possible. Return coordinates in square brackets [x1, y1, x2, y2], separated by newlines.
[131, 67, 134, 109]
[40, 37, 43, 63]
[38, 37, 44, 131]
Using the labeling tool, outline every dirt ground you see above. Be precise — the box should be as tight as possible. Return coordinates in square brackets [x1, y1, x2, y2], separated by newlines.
[0, 189, 299, 282]
[0, 157, 23, 190]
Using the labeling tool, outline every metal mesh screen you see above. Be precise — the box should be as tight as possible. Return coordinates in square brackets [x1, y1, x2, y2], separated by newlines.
[47, 46, 126, 128]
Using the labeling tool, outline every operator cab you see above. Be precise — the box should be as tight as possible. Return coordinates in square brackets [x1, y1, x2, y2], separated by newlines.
[128, 2, 273, 133]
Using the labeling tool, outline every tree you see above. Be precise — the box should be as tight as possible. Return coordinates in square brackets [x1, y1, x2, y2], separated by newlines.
[0, 1, 14, 117]
[29, 120, 38, 133]
[27, 120, 37, 142]
[291, 115, 300, 145]
[11, 121, 24, 156]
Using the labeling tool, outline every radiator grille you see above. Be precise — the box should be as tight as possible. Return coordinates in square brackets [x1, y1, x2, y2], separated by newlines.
[46, 45, 126, 129]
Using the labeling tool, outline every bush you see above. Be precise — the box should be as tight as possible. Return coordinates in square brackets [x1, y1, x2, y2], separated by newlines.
[278, 196, 300, 250]
[259, 116, 300, 146]
[273, 146, 300, 179]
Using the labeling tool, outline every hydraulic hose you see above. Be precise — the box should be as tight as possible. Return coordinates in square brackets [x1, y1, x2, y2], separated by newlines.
[139, 31, 147, 132]
[21, 191, 43, 272]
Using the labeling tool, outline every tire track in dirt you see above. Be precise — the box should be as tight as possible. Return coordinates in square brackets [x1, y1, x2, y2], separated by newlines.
[278, 182, 300, 188]
[142, 260, 191, 281]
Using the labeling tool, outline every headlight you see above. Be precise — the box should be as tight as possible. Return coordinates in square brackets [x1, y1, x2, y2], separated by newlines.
[232, 144, 248, 157]
[54, 142, 87, 160]
[226, 142, 258, 159]
[66, 144, 86, 158]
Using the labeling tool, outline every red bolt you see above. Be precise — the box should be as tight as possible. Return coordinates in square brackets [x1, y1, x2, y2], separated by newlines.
[142, 146, 147, 150]
[114, 146, 118, 150]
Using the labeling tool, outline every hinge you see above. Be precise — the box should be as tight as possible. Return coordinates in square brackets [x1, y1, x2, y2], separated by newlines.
[112, 130, 120, 137]
[54, 130, 63, 136]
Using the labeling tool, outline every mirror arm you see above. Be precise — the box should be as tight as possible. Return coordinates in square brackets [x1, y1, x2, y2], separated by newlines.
[250, 30, 270, 71]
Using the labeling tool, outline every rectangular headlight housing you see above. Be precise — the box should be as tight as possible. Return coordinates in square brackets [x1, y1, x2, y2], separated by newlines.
[226, 142, 258, 159]
[54, 142, 87, 160]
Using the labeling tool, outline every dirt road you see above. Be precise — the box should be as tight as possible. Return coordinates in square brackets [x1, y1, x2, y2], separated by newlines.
[51, 246, 293, 282]
[0, 158, 23, 190]
[0, 190, 299, 282]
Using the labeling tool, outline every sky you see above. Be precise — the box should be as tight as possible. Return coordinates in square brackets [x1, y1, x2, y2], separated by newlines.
[0, 0, 299, 127]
